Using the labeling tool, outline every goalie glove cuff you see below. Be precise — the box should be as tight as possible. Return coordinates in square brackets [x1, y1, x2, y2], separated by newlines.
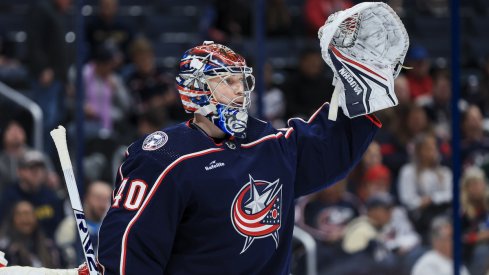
[328, 47, 398, 118]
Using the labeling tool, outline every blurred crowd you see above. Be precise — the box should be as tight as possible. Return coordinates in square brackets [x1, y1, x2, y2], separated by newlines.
[0, 0, 487, 274]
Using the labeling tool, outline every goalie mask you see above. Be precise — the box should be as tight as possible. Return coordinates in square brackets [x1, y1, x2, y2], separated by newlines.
[318, 2, 409, 120]
[176, 41, 255, 138]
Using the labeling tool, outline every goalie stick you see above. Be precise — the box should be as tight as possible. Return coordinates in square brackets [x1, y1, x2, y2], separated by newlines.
[50, 126, 100, 275]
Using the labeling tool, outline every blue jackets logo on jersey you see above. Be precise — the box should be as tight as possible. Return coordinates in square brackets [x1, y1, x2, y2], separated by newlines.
[142, 131, 168, 151]
[231, 175, 282, 254]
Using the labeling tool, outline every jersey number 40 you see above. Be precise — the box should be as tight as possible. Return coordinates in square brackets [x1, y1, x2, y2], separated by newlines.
[112, 178, 148, 210]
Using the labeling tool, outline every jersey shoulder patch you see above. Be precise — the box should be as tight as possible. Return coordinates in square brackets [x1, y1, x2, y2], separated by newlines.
[128, 122, 215, 165]
[142, 131, 169, 151]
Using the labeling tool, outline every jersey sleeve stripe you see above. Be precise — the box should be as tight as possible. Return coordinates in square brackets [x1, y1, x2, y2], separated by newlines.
[120, 147, 224, 275]
[240, 132, 284, 148]
[284, 127, 294, 139]
[287, 102, 329, 126]
[240, 102, 331, 148]
[287, 102, 382, 129]
[113, 162, 126, 200]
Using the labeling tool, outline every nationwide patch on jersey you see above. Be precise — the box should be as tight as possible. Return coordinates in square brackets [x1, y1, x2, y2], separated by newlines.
[231, 175, 282, 254]
[142, 131, 168, 151]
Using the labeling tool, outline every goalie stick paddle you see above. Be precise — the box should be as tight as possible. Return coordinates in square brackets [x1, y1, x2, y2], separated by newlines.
[50, 126, 100, 275]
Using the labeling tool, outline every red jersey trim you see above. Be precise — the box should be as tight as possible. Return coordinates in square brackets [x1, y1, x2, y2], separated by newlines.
[365, 114, 382, 128]
[241, 132, 284, 148]
[286, 102, 329, 126]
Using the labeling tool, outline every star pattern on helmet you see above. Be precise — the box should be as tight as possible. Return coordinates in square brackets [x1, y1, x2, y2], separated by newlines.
[179, 72, 204, 89]
[179, 56, 209, 89]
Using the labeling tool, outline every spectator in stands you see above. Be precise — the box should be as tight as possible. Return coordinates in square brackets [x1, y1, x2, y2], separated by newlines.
[0, 121, 61, 195]
[376, 104, 432, 180]
[85, 0, 134, 64]
[398, 133, 452, 242]
[0, 150, 65, 239]
[412, 216, 470, 275]
[125, 37, 181, 124]
[405, 45, 433, 100]
[348, 141, 383, 195]
[400, 103, 432, 148]
[461, 105, 489, 167]
[26, 0, 72, 155]
[381, 209, 424, 275]
[301, 180, 361, 242]
[0, 121, 29, 192]
[372, 113, 400, 167]
[463, 74, 481, 108]
[378, 199, 424, 275]
[0, 200, 64, 268]
[375, 74, 411, 135]
[297, 179, 361, 272]
[362, 141, 383, 170]
[283, 48, 334, 119]
[469, 55, 489, 116]
[404, 103, 450, 166]
[266, 0, 291, 37]
[82, 42, 131, 139]
[250, 62, 286, 128]
[357, 164, 392, 203]
[394, 74, 412, 106]
[324, 193, 396, 275]
[304, 0, 353, 36]
[56, 181, 112, 264]
[461, 166, 489, 275]
[421, 69, 451, 140]
[82, 181, 112, 253]
[205, 0, 252, 43]
[357, 164, 424, 274]
[0, 28, 27, 88]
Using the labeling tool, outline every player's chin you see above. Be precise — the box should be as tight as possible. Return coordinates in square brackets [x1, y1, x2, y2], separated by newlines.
[231, 97, 245, 106]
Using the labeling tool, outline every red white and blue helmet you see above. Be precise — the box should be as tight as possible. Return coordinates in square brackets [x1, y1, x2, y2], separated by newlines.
[176, 41, 255, 138]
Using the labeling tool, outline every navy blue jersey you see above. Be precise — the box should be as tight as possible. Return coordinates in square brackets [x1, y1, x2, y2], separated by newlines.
[98, 103, 380, 275]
